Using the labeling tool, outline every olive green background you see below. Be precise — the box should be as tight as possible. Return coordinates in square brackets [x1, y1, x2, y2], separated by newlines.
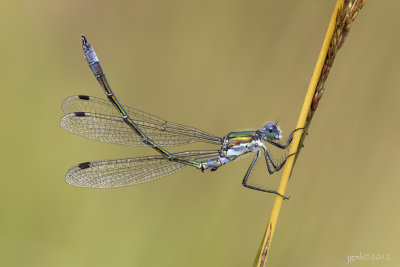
[1, 1, 399, 266]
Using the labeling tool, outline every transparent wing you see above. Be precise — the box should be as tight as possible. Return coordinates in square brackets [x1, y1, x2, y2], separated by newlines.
[66, 150, 220, 188]
[61, 95, 222, 146]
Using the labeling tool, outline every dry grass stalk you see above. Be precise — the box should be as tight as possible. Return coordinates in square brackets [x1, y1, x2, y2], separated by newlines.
[297, 0, 366, 156]
[253, 1, 365, 266]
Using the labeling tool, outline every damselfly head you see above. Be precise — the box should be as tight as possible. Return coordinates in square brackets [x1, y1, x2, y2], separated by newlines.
[262, 122, 282, 140]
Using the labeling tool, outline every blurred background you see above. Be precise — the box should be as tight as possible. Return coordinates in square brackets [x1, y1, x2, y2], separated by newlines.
[1, 0, 399, 266]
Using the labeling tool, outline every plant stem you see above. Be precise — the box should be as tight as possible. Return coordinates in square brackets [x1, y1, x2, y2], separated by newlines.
[253, 0, 365, 265]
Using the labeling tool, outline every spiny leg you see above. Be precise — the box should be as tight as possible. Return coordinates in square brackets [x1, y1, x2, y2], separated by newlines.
[242, 150, 289, 200]
[267, 128, 304, 149]
[263, 147, 297, 174]
[263, 147, 278, 170]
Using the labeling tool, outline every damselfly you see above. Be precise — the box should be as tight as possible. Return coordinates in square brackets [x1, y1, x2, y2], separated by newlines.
[60, 35, 302, 199]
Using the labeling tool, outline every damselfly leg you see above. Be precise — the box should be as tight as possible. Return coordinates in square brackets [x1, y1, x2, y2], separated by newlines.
[242, 150, 290, 200]
[266, 128, 304, 149]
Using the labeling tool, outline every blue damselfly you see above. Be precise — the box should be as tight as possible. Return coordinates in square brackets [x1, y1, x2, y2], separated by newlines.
[60, 35, 302, 199]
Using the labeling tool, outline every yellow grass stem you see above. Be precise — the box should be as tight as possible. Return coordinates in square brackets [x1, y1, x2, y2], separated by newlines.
[253, 0, 365, 266]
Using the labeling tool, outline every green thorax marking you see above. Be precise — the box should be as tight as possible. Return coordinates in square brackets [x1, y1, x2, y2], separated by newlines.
[225, 131, 255, 147]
